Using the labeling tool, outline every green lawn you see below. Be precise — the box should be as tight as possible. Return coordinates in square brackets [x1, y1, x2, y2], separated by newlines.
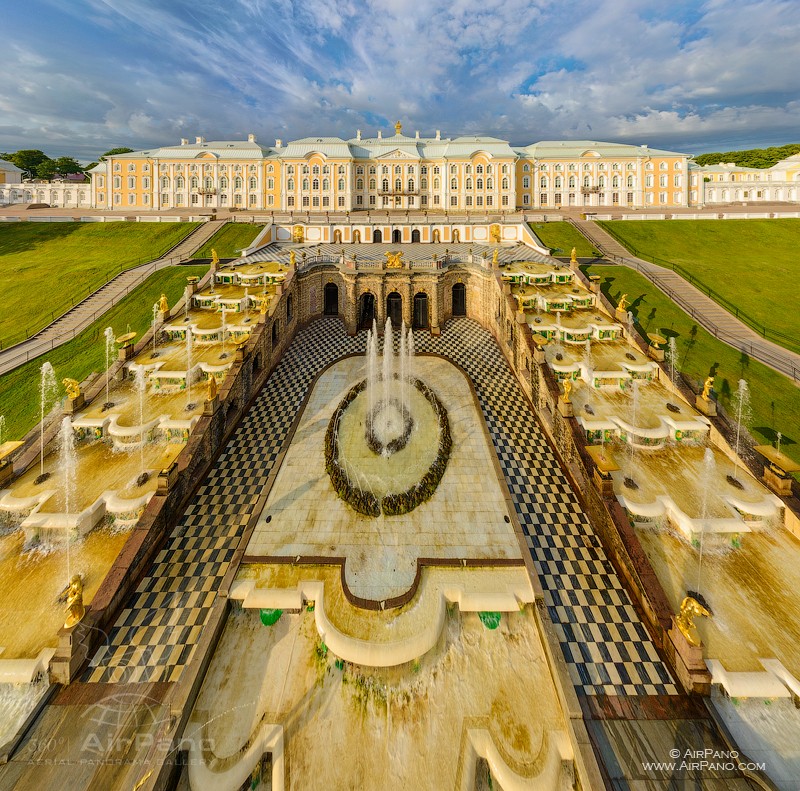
[195, 223, 265, 258]
[582, 264, 800, 472]
[0, 264, 208, 442]
[529, 222, 598, 258]
[0, 222, 199, 348]
[596, 219, 800, 346]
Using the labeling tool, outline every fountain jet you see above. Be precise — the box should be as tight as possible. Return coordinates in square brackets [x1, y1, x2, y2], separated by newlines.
[38, 362, 58, 482]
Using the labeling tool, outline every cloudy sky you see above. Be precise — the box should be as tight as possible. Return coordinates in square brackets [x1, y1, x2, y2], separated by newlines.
[2, 0, 798, 160]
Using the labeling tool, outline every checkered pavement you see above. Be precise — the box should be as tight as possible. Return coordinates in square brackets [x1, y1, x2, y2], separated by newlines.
[84, 317, 675, 696]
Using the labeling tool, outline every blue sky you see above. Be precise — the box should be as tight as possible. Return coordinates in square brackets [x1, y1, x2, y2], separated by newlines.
[2, 0, 798, 160]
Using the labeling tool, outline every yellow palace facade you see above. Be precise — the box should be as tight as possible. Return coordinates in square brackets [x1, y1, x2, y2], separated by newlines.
[88, 123, 698, 212]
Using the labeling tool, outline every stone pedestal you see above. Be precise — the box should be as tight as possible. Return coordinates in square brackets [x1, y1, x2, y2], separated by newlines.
[118, 344, 136, 362]
[588, 276, 600, 294]
[615, 307, 628, 323]
[515, 311, 527, 324]
[0, 461, 13, 487]
[157, 461, 180, 495]
[50, 621, 92, 685]
[430, 324, 441, 337]
[667, 622, 712, 695]
[763, 464, 794, 497]
[158, 309, 170, 323]
[533, 349, 546, 365]
[203, 394, 220, 417]
[695, 395, 717, 416]
[592, 467, 615, 499]
[557, 400, 574, 417]
[63, 394, 85, 415]
[647, 346, 665, 362]
[502, 283, 511, 296]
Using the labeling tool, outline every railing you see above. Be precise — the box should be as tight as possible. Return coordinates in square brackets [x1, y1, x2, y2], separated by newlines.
[569, 219, 800, 381]
[594, 221, 800, 356]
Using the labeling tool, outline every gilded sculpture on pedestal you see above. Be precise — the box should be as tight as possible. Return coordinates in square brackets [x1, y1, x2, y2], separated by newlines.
[63, 378, 81, 400]
[570, 247, 578, 264]
[289, 250, 296, 267]
[702, 376, 715, 401]
[64, 574, 85, 628]
[675, 595, 711, 647]
[616, 293, 628, 312]
[492, 248, 499, 267]
[562, 379, 572, 403]
[206, 375, 218, 402]
[385, 251, 403, 269]
[489, 224, 501, 243]
[159, 293, 169, 313]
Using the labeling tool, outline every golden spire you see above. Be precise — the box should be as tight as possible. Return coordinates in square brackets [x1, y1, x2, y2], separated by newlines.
[394, 120, 402, 135]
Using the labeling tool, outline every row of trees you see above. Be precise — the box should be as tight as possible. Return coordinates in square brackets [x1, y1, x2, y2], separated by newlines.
[694, 143, 800, 169]
[0, 147, 134, 180]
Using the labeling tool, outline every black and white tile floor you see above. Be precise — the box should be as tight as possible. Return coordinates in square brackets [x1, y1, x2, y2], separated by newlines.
[84, 318, 676, 696]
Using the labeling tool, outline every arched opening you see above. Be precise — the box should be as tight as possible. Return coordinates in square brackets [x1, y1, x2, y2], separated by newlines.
[353, 229, 361, 243]
[324, 283, 339, 316]
[271, 320, 279, 347]
[358, 293, 376, 330]
[333, 229, 342, 244]
[413, 292, 429, 329]
[452, 283, 467, 316]
[411, 229, 421, 243]
[386, 292, 402, 328]
[372, 229, 383, 243]
[432, 229, 440, 243]
[452, 229, 460, 243]
[392, 229, 402, 244]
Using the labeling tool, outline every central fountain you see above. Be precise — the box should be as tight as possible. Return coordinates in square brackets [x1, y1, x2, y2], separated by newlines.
[325, 319, 452, 517]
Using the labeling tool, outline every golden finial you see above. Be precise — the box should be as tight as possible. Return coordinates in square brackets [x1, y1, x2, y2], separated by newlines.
[394, 120, 402, 135]
[206, 374, 217, 402]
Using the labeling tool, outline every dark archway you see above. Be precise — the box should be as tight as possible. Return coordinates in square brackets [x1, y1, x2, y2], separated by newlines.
[372, 229, 383, 243]
[411, 229, 420, 243]
[271, 319, 279, 347]
[386, 292, 402, 328]
[353, 229, 361, 243]
[358, 293, 376, 330]
[324, 283, 339, 316]
[452, 283, 466, 316]
[452, 229, 460, 243]
[333, 229, 342, 244]
[392, 229, 402, 244]
[413, 292, 429, 329]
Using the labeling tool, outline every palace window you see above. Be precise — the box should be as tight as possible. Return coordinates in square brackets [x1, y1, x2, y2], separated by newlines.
[287, 196, 295, 207]
[659, 192, 667, 203]
[466, 196, 473, 207]
[161, 193, 168, 204]
[554, 164, 562, 171]
[434, 178, 440, 189]
[450, 178, 457, 190]
[190, 165, 197, 172]
[645, 175, 653, 187]
[421, 166, 427, 174]
[161, 177, 169, 189]
[486, 165, 492, 174]
[338, 196, 345, 207]
[302, 178, 309, 190]
[555, 176, 562, 188]
[191, 176, 199, 189]
[433, 195, 439, 204]
[611, 176, 619, 188]
[234, 176, 243, 189]
[522, 163, 529, 172]
[450, 165, 457, 174]
[382, 179, 389, 191]
[583, 164, 591, 171]
[302, 165, 310, 174]
[369, 166, 376, 174]
[191, 194, 198, 205]
[674, 175, 681, 187]
[322, 165, 329, 174]
[357, 178, 363, 189]
[421, 178, 427, 189]
[659, 175, 667, 187]
[433, 166, 440, 174]
[465, 165, 472, 174]
[501, 178, 508, 189]
[476, 178, 483, 190]
[176, 176, 184, 189]
[627, 163, 635, 170]
[486, 195, 493, 206]
[312, 165, 320, 175]
[502, 195, 509, 206]
[266, 164, 273, 173]
[659, 162, 668, 170]
[249, 193, 257, 205]
[128, 163, 136, 172]
[502, 164, 508, 173]
[522, 176, 530, 189]
[287, 165, 294, 174]
[128, 177, 136, 189]
[247, 177, 255, 189]
[356, 195, 363, 205]
[675, 162, 682, 170]
[302, 196, 309, 206]
[287, 178, 294, 190]
[568, 176, 576, 188]
[540, 177, 547, 188]
[583, 176, 590, 188]
[356, 166, 363, 175]
[486, 178, 492, 189]
[476, 195, 483, 206]
[382, 165, 389, 174]
[568, 163, 576, 171]
[128, 193, 136, 204]
[369, 195, 376, 205]
[395, 165, 402, 174]
[338, 165, 345, 174]
[407, 179, 414, 191]
[395, 178, 402, 190]
[598, 176, 605, 188]
[320, 196, 326, 207]
[450, 196, 458, 206]
[598, 164, 605, 171]
[113, 176, 121, 189]
[627, 192, 634, 203]
[370, 179, 376, 189]
[338, 178, 344, 190]
[312, 178, 319, 190]
[645, 162, 653, 170]
[554, 192, 561, 204]
[322, 178, 329, 190]
[626, 176, 634, 188]
[205, 177, 213, 189]
[267, 178, 274, 189]
[466, 178, 473, 190]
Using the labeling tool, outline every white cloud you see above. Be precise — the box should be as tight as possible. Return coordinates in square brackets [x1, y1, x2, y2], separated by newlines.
[0, 0, 798, 158]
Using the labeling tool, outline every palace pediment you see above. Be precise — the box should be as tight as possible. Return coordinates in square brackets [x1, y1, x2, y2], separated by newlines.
[376, 148, 421, 160]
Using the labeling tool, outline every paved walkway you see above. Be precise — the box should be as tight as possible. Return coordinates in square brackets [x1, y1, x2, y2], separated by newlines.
[84, 318, 676, 697]
[572, 219, 800, 382]
[0, 219, 226, 376]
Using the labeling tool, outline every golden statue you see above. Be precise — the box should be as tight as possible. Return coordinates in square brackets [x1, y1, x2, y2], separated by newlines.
[259, 295, 269, 314]
[701, 376, 714, 401]
[489, 224, 501, 243]
[206, 375, 218, 402]
[562, 379, 572, 403]
[675, 596, 711, 647]
[159, 293, 169, 313]
[292, 225, 304, 243]
[64, 574, 85, 628]
[210, 248, 219, 267]
[289, 250, 296, 267]
[385, 251, 403, 269]
[492, 248, 499, 267]
[63, 378, 81, 400]
[570, 247, 578, 264]
[616, 293, 628, 312]
[394, 120, 402, 135]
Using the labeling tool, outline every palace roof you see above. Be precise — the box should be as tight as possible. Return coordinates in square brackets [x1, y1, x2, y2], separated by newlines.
[521, 140, 688, 159]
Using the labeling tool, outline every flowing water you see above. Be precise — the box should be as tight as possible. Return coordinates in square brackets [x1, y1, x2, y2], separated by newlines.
[731, 378, 751, 483]
[38, 363, 58, 479]
[695, 447, 716, 597]
[104, 327, 115, 407]
[59, 416, 77, 581]
[134, 366, 147, 477]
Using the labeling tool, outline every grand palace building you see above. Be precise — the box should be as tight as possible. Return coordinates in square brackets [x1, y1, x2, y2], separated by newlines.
[2, 123, 800, 210]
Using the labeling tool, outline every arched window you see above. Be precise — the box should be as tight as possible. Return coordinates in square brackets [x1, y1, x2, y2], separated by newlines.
[312, 165, 320, 175]
[382, 179, 389, 191]
[356, 166, 364, 175]
[395, 178, 402, 190]
[407, 179, 414, 191]
[337, 178, 344, 190]
[450, 178, 457, 190]
[190, 176, 198, 189]
[161, 177, 169, 189]
[369, 178, 376, 190]
[205, 177, 213, 189]
[523, 163, 530, 172]
[466, 178, 473, 190]
[626, 176, 634, 188]
[234, 177, 242, 189]
[598, 176, 605, 188]
[569, 176, 576, 188]
[501, 178, 508, 189]
[312, 178, 319, 190]
[382, 165, 389, 174]
[267, 178, 274, 189]
[286, 165, 294, 174]
[486, 178, 493, 189]
[476, 164, 483, 174]
[554, 176, 562, 188]
[357, 178, 364, 189]
[583, 176, 590, 188]
[522, 176, 530, 189]
[583, 164, 591, 171]
[612, 176, 619, 188]
[321, 178, 328, 190]
[540, 177, 547, 188]
[465, 165, 472, 174]
[434, 178, 440, 189]
[287, 178, 294, 190]
[220, 176, 228, 188]
[176, 176, 184, 189]
[302, 178, 309, 190]
[369, 166, 376, 174]
[338, 165, 345, 174]
[433, 166, 440, 174]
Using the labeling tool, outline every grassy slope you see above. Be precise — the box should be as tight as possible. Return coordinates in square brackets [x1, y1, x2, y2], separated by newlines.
[596, 219, 800, 341]
[583, 264, 800, 470]
[0, 222, 199, 347]
[0, 264, 208, 441]
[195, 223, 265, 258]
[529, 222, 597, 258]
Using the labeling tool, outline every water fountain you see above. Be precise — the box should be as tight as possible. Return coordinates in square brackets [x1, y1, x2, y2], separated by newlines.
[185, 328, 194, 409]
[729, 379, 751, 487]
[134, 366, 148, 485]
[151, 304, 160, 358]
[59, 416, 77, 576]
[582, 337, 593, 381]
[244, 287, 250, 321]
[220, 306, 228, 359]
[623, 379, 640, 490]
[692, 447, 716, 603]
[37, 362, 58, 483]
[103, 327, 116, 410]
[666, 336, 678, 387]
[0, 414, 5, 447]
[184, 285, 192, 322]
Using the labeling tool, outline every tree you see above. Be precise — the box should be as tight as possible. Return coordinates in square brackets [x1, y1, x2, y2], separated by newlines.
[54, 156, 84, 174]
[99, 147, 134, 160]
[7, 149, 51, 177]
[35, 159, 58, 180]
